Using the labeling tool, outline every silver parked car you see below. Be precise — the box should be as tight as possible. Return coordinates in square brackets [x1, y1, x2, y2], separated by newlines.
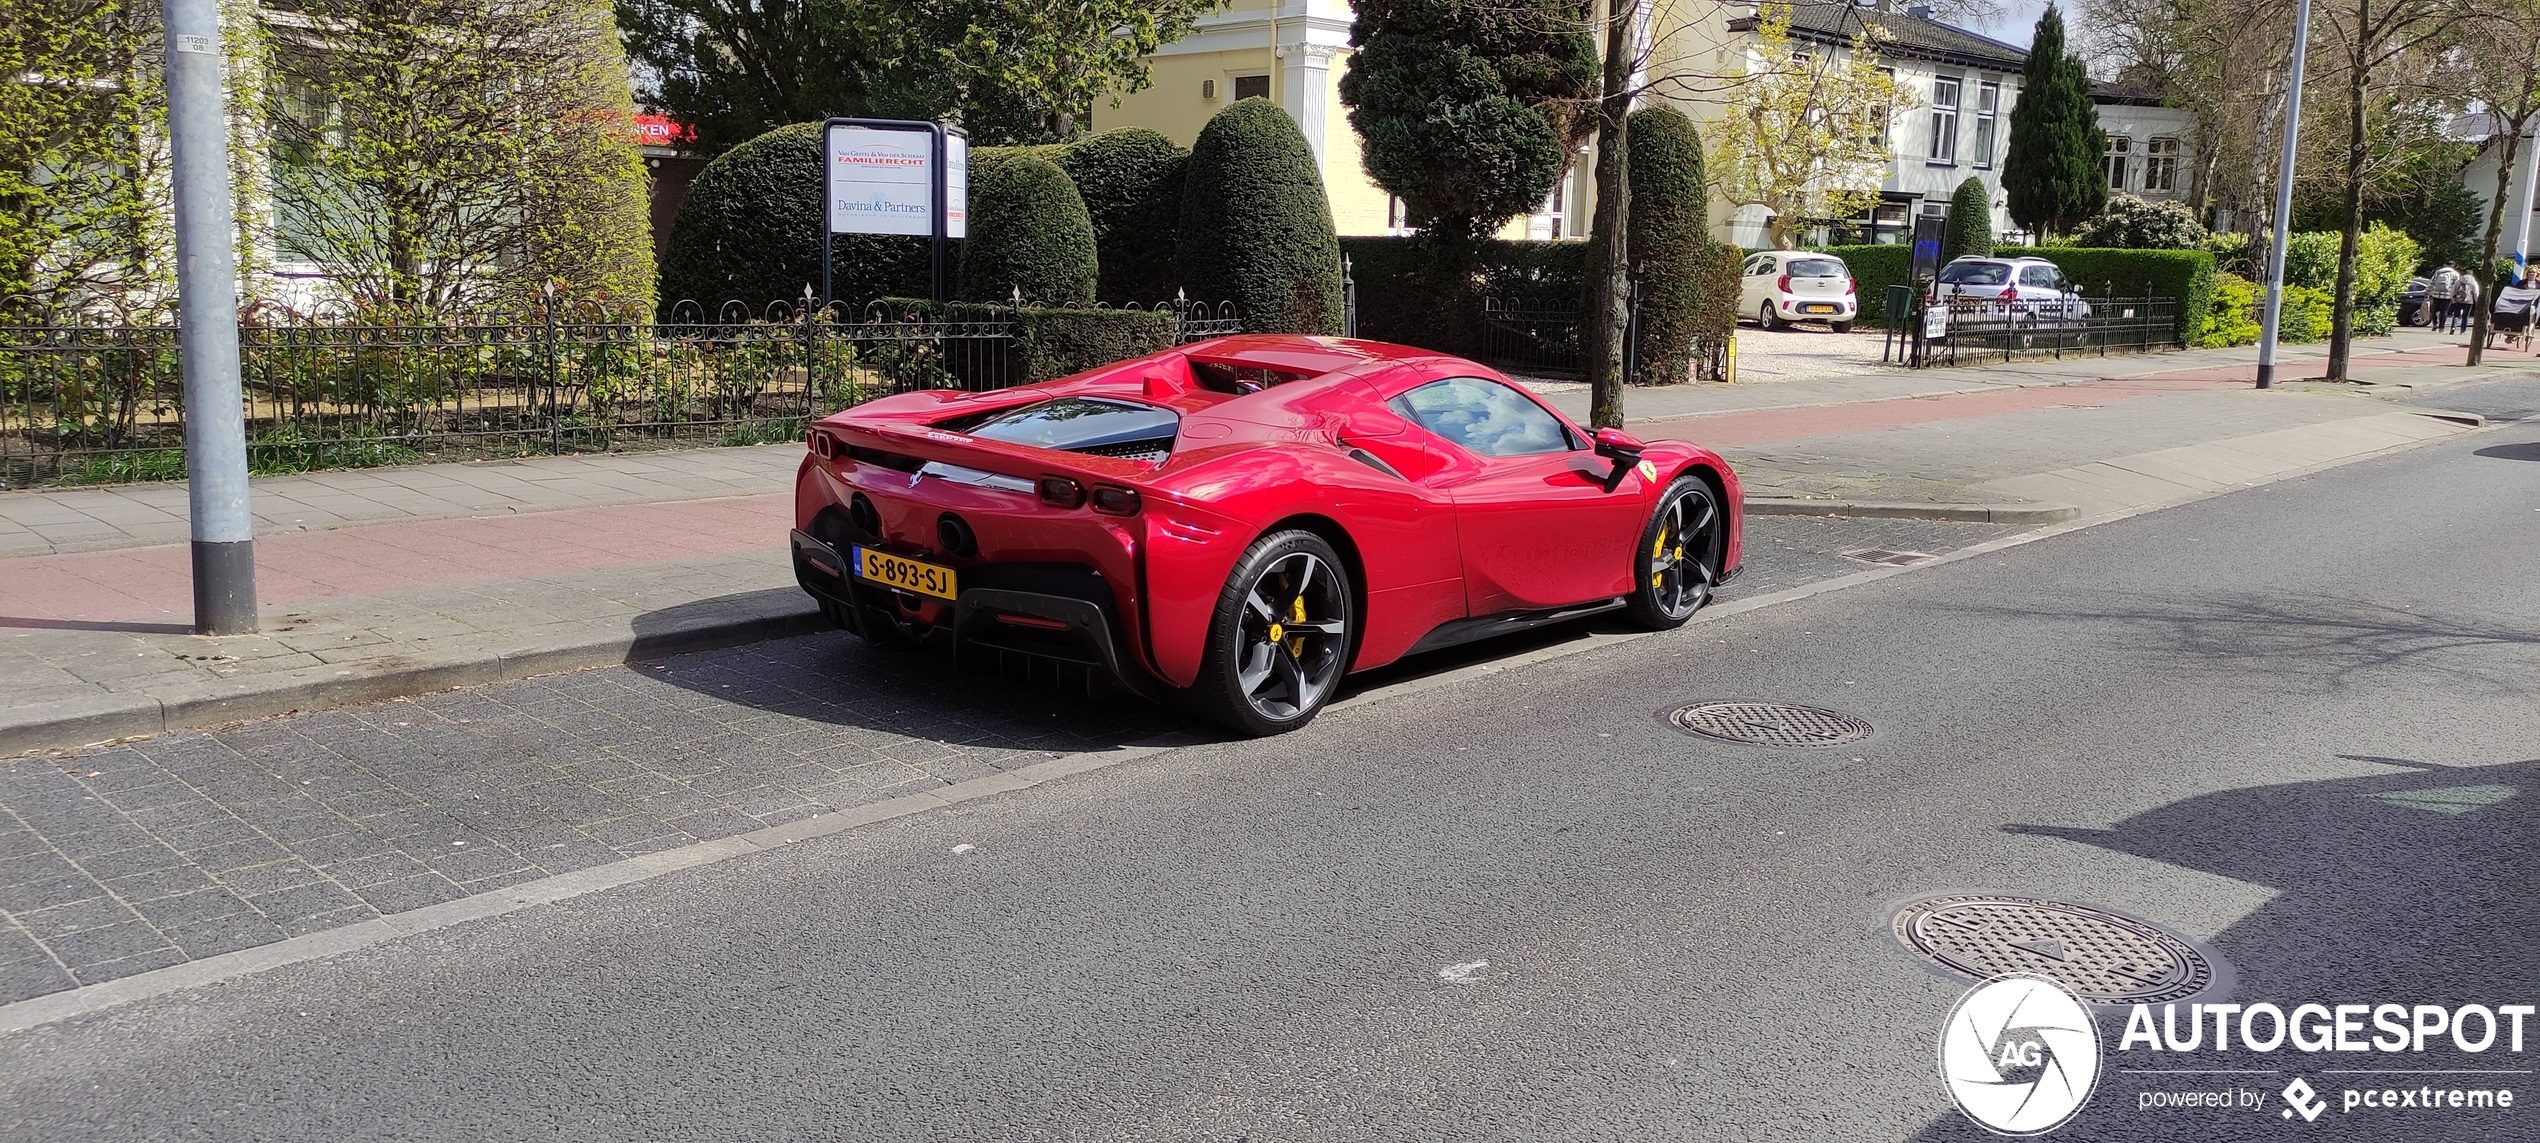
[1933, 256, 2093, 321]
[1739, 251, 1858, 331]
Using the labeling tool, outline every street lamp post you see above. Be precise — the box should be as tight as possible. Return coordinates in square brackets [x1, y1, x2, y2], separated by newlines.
[161, 0, 258, 633]
[2513, 118, 2540, 282]
[2255, 0, 2312, 391]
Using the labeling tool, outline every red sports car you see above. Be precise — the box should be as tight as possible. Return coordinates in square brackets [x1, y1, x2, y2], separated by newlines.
[791, 335, 1742, 735]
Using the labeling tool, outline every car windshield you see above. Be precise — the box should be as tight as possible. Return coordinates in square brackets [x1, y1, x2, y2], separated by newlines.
[1390, 377, 1569, 458]
[1786, 258, 1845, 278]
[1939, 263, 2012, 286]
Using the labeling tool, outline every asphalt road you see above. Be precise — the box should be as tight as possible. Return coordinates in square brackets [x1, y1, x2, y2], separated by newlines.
[5, 396, 2537, 1141]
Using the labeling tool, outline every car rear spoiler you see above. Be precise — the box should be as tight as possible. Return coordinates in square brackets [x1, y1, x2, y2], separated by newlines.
[822, 419, 1159, 491]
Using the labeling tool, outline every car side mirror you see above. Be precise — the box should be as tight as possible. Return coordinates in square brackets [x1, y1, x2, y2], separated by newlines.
[1592, 428, 1644, 492]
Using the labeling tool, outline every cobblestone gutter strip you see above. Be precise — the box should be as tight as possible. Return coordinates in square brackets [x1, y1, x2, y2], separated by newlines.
[1, 591, 825, 758]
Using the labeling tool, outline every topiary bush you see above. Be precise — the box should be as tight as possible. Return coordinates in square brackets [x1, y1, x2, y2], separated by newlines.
[956, 153, 1098, 306]
[1177, 98, 1343, 335]
[657, 122, 930, 316]
[1054, 128, 1189, 305]
[1626, 105, 1710, 385]
[1941, 177, 1992, 264]
[2068, 193, 2208, 250]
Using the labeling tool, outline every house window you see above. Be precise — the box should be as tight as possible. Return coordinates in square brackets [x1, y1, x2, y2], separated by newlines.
[1876, 67, 1897, 149]
[2144, 136, 2179, 193]
[1929, 77, 1960, 164]
[2105, 134, 2132, 191]
[1233, 74, 1269, 101]
[1972, 82, 1999, 169]
[1386, 195, 1416, 236]
[1527, 181, 1565, 241]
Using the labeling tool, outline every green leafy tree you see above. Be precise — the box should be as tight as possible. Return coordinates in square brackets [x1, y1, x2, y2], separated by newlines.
[957, 153, 1097, 304]
[2002, 3, 2104, 240]
[271, 0, 654, 313]
[1705, 1, 1909, 250]
[619, 0, 1214, 151]
[2069, 193, 2208, 249]
[1176, 98, 1341, 334]
[1338, 0, 1597, 241]
[0, 0, 160, 311]
[1626, 105, 1714, 382]
[1941, 177, 1992, 263]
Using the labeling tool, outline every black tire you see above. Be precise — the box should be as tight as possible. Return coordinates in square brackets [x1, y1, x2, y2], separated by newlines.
[1830, 320, 1854, 334]
[1181, 530, 1354, 736]
[1623, 477, 1725, 630]
[1760, 301, 1784, 331]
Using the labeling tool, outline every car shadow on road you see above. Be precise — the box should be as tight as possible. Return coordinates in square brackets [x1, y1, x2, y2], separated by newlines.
[627, 589, 1196, 756]
[2471, 440, 2540, 462]
[1897, 753, 2535, 1142]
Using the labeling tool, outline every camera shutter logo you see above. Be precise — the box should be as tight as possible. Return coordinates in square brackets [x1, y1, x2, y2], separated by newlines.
[1939, 974, 2103, 1135]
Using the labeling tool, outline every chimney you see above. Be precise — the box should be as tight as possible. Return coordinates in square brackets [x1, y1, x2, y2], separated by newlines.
[1906, 3, 1932, 16]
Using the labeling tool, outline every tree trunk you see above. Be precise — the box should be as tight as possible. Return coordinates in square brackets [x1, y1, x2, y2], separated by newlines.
[1582, 0, 1634, 429]
[2324, 29, 2369, 384]
[2469, 115, 2526, 367]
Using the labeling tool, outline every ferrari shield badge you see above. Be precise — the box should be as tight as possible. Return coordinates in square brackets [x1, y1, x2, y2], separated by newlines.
[1635, 459, 1658, 484]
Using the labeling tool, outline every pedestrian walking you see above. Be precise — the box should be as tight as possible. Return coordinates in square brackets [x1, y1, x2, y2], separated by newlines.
[2429, 263, 2460, 329]
[2451, 272, 2481, 334]
[2493, 275, 2539, 353]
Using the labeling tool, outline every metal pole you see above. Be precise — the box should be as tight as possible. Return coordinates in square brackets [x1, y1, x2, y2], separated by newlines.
[930, 124, 947, 303]
[2513, 118, 2540, 282]
[162, 0, 256, 634]
[820, 121, 834, 309]
[2254, 0, 2311, 390]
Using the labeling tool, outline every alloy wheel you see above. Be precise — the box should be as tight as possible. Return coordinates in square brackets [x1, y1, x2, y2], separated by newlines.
[1232, 551, 1348, 721]
[1648, 488, 1720, 619]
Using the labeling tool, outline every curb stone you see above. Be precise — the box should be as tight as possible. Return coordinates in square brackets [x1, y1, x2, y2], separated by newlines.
[1740, 497, 2079, 524]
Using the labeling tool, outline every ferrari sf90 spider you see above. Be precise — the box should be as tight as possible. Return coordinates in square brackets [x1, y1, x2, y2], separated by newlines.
[792, 335, 1742, 735]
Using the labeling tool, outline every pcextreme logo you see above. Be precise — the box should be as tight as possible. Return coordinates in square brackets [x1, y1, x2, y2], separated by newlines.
[1939, 974, 2103, 1136]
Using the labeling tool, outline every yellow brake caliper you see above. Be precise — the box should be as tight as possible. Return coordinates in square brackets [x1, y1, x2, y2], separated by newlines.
[1652, 524, 1670, 588]
[1285, 595, 1308, 657]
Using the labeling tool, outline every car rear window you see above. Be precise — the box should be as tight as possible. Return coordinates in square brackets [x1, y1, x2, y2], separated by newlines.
[966, 397, 1178, 452]
[1786, 258, 1846, 278]
[1939, 262, 2011, 286]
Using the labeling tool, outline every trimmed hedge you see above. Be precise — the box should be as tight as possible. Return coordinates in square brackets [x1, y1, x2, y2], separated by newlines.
[1178, 98, 1343, 335]
[1998, 246, 2216, 346]
[1627, 105, 1710, 385]
[876, 298, 1176, 384]
[1337, 235, 1590, 354]
[658, 122, 931, 315]
[1054, 128, 1189, 305]
[956, 153, 1098, 306]
[2203, 272, 2260, 348]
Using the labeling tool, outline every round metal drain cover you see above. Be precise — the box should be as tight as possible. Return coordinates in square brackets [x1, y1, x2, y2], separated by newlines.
[1893, 895, 2214, 1004]
[1667, 701, 1873, 747]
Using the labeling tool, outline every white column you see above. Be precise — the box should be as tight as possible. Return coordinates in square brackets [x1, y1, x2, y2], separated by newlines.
[1278, 42, 1341, 172]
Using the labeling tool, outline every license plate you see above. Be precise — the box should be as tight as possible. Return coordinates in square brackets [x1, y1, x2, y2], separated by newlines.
[1802, 304, 1837, 314]
[852, 545, 958, 601]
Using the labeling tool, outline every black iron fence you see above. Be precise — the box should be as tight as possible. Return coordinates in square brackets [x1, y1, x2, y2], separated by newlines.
[1908, 290, 2182, 368]
[0, 296, 1239, 488]
[1477, 289, 1730, 384]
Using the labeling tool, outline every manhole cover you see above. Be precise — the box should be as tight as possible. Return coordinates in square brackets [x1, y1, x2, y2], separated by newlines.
[1666, 701, 1873, 747]
[1893, 895, 2215, 1004]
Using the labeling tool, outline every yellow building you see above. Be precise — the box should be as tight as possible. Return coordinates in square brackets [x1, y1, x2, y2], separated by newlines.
[1089, 0, 1589, 241]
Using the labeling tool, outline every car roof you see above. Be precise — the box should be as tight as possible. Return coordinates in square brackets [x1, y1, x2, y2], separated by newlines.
[1751, 250, 1845, 259]
[1946, 254, 2055, 264]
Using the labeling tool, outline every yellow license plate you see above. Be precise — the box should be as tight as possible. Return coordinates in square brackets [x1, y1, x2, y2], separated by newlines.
[1803, 304, 1837, 314]
[852, 546, 958, 601]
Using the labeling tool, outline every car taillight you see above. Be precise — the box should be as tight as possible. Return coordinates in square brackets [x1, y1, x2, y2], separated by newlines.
[807, 428, 834, 458]
[1036, 475, 1084, 508]
[1089, 486, 1141, 516]
[2001, 285, 2019, 301]
[1844, 277, 1856, 295]
[1776, 273, 1792, 293]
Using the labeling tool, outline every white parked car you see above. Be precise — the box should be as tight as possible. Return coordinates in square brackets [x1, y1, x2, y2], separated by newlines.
[1739, 251, 1857, 332]
[1933, 256, 2093, 321]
